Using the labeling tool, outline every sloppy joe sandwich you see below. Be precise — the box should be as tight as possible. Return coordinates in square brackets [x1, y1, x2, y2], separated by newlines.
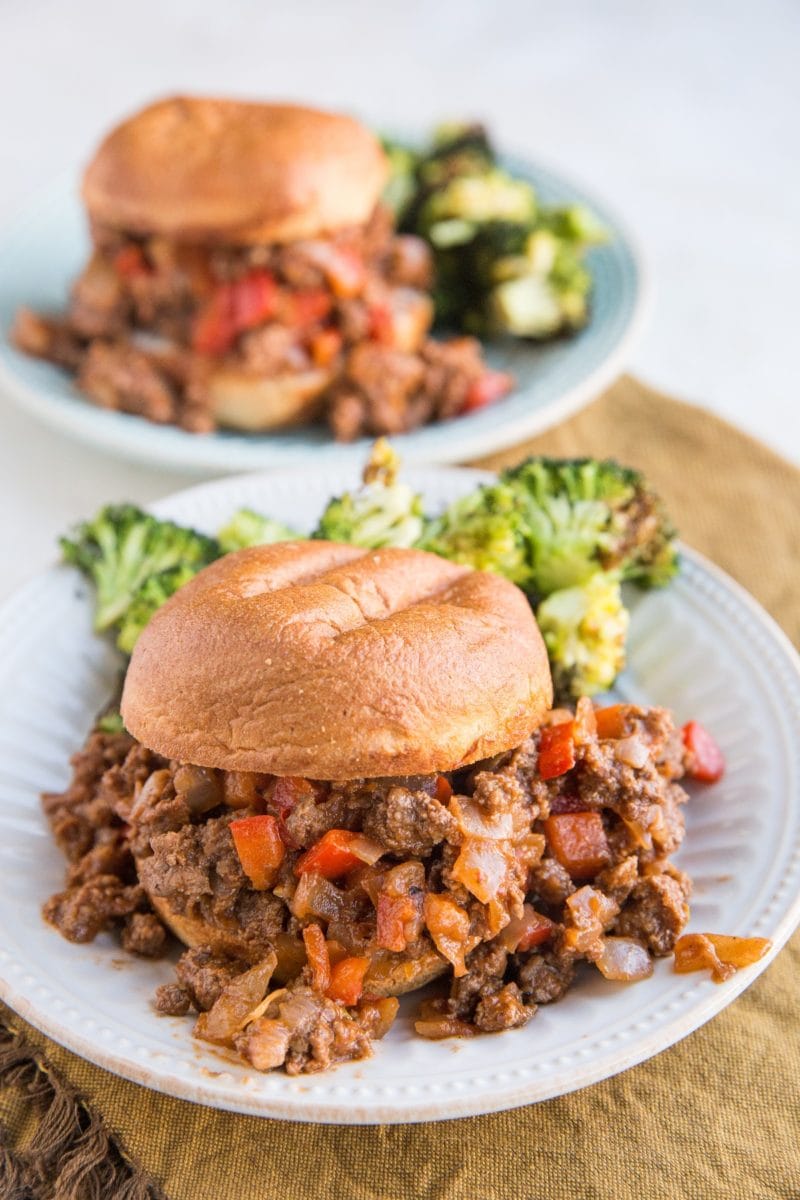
[43, 542, 700, 1075]
[13, 96, 512, 439]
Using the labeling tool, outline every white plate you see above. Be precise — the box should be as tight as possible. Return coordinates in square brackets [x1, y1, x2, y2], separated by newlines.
[0, 465, 798, 1124]
[0, 156, 646, 473]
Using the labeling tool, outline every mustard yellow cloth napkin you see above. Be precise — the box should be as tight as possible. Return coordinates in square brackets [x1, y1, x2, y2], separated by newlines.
[2, 376, 799, 1200]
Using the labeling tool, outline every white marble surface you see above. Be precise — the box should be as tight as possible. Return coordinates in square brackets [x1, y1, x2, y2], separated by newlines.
[1, 0, 798, 600]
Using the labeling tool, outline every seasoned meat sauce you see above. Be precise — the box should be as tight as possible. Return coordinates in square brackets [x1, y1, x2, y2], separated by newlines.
[42, 702, 695, 1074]
[13, 205, 512, 439]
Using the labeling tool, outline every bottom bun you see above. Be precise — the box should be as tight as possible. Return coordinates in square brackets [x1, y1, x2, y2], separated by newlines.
[208, 366, 332, 431]
[150, 895, 448, 997]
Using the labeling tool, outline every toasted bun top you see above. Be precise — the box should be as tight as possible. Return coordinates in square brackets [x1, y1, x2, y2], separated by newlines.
[120, 542, 552, 779]
[82, 96, 388, 244]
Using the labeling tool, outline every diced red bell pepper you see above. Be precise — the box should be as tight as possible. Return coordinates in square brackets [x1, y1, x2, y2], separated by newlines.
[376, 892, 420, 952]
[434, 775, 453, 804]
[192, 286, 237, 355]
[594, 704, 632, 740]
[500, 903, 554, 952]
[682, 720, 725, 783]
[368, 302, 396, 345]
[309, 327, 343, 367]
[461, 370, 514, 414]
[517, 915, 554, 952]
[230, 270, 278, 331]
[281, 288, 333, 328]
[113, 244, 151, 278]
[538, 720, 576, 780]
[302, 923, 331, 993]
[295, 829, 365, 879]
[325, 956, 370, 1006]
[191, 270, 278, 355]
[544, 811, 610, 881]
[230, 814, 285, 890]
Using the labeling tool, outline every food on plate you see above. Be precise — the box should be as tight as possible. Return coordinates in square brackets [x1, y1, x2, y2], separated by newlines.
[673, 932, 771, 982]
[384, 123, 607, 338]
[12, 97, 513, 439]
[59, 447, 678, 697]
[42, 538, 730, 1075]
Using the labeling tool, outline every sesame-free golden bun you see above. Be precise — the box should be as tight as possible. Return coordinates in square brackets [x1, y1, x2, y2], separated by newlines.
[120, 542, 553, 781]
[82, 96, 389, 244]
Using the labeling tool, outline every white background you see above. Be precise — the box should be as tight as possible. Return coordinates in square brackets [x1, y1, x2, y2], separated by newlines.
[1, 0, 798, 599]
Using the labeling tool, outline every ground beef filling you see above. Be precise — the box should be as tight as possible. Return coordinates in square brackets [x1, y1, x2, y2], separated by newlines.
[42, 703, 694, 1074]
[13, 205, 511, 439]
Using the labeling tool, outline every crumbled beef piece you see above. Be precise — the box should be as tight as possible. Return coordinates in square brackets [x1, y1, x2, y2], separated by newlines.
[448, 943, 508, 1020]
[138, 815, 286, 953]
[42, 729, 135, 862]
[516, 949, 576, 1004]
[237, 984, 373, 1075]
[327, 388, 368, 441]
[595, 856, 639, 906]
[42, 876, 147, 943]
[282, 786, 369, 849]
[335, 298, 372, 343]
[174, 945, 246, 1012]
[649, 784, 686, 858]
[154, 983, 192, 1016]
[240, 324, 308, 374]
[11, 307, 85, 370]
[66, 834, 132, 886]
[273, 244, 327, 290]
[634, 708, 686, 780]
[122, 911, 168, 957]
[126, 769, 191, 859]
[68, 253, 128, 338]
[614, 872, 691, 955]
[498, 737, 552, 815]
[101, 743, 168, 822]
[474, 982, 533, 1032]
[339, 343, 426, 436]
[78, 341, 178, 423]
[384, 235, 433, 290]
[529, 857, 576, 905]
[419, 337, 485, 420]
[362, 785, 456, 855]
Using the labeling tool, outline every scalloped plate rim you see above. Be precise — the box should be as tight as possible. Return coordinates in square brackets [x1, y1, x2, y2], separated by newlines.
[0, 156, 649, 473]
[0, 465, 798, 1123]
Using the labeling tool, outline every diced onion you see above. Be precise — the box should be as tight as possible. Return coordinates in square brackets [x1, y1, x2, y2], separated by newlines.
[450, 796, 514, 841]
[414, 1016, 476, 1040]
[614, 736, 649, 769]
[346, 833, 385, 866]
[595, 937, 654, 982]
[451, 838, 509, 904]
[290, 871, 345, 922]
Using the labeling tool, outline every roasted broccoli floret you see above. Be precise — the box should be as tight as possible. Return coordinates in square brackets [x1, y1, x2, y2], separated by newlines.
[96, 709, 125, 734]
[61, 504, 219, 635]
[115, 564, 199, 654]
[382, 139, 421, 221]
[536, 571, 629, 700]
[386, 119, 606, 339]
[501, 457, 679, 593]
[420, 169, 538, 239]
[418, 483, 532, 585]
[217, 509, 299, 554]
[420, 457, 677, 596]
[313, 440, 425, 549]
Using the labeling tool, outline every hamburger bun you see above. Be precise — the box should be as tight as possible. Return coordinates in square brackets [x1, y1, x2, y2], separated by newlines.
[146, 895, 447, 996]
[121, 541, 552, 779]
[82, 96, 388, 244]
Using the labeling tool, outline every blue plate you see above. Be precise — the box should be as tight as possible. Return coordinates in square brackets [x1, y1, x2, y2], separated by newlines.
[0, 156, 647, 473]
